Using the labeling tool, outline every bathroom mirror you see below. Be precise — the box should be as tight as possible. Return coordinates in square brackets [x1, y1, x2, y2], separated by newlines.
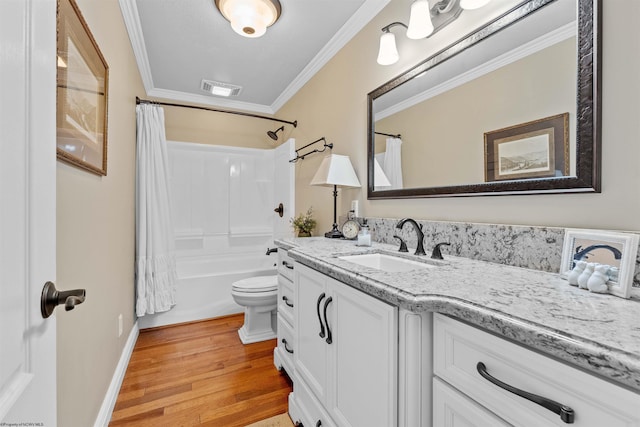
[367, 0, 601, 198]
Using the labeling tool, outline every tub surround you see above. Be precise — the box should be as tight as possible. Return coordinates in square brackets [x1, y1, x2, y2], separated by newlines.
[275, 237, 640, 392]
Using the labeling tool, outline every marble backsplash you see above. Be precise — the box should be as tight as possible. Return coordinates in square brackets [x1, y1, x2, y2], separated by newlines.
[356, 216, 640, 288]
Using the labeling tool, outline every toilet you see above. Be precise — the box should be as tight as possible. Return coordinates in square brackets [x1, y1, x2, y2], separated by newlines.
[231, 275, 278, 344]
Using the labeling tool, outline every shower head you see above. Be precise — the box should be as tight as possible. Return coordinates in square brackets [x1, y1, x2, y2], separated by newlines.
[267, 126, 284, 141]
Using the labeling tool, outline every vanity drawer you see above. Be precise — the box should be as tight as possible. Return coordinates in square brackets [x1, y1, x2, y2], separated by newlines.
[276, 316, 295, 376]
[278, 249, 295, 281]
[433, 314, 640, 427]
[278, 274, 294, 325]
[433, 377, 510, 427]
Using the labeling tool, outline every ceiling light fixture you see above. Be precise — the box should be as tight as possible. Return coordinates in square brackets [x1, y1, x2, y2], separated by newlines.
[460, 0, 491, 10]
[214, 0, 282, 38]
[377, 0, 491, 65]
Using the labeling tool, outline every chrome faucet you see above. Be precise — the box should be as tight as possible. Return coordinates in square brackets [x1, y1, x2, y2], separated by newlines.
[396, 218, 426, 256]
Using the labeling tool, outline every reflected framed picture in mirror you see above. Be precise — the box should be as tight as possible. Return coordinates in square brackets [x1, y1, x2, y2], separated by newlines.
[560, 229, 639, 299]
[484, 113, 569, 182]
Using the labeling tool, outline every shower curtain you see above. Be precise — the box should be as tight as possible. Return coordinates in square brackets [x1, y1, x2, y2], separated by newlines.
[383, 137, 404, 189]
[135, 104, 177, 316]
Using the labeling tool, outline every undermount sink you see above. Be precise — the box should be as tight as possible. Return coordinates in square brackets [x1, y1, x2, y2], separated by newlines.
[339, 253, 436, 272]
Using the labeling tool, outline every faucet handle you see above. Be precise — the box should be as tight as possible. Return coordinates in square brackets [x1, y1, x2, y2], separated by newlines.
[393, 235, 408, 252]
[431, 242, 451, 260]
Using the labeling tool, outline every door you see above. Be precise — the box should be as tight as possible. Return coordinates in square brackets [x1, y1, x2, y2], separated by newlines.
[328, 275, 398, 427]
[273, 138, 295, 239]
[295, 264, 329, 403]
[1, 0, 57, 424]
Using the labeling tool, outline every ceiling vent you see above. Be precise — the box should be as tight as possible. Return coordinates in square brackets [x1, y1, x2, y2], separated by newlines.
[201, 79, 242, 97]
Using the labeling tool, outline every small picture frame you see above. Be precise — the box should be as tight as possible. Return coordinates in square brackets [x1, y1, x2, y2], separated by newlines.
[560, 229, 639, 298]
[56, 0, 109, 176]
[484, 113, 569, 182]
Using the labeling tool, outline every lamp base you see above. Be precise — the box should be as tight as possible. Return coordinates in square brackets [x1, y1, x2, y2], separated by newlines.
[324, 224, 343, 239]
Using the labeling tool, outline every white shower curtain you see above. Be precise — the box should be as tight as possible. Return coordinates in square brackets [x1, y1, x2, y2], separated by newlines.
[383, 137, 404, 189]
[135, 104, 177, 316]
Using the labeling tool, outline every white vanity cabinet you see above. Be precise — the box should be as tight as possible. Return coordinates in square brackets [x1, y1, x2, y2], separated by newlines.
[433, 314, 640, 427]
[290, 263, 398, 427]
[274, 248, 296, 378]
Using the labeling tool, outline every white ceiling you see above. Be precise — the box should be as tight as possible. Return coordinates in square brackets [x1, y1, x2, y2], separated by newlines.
[119, 0, 390, 114]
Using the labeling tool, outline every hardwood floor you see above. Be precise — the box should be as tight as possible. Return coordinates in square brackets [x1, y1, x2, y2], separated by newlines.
[109, 314, 292, 426]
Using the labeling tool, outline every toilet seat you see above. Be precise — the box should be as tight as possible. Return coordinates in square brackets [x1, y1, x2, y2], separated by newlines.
[232, 275, 278, 293]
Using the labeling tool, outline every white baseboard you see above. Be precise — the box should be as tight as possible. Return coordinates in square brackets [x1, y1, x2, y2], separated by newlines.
[94, 320, 140, 427]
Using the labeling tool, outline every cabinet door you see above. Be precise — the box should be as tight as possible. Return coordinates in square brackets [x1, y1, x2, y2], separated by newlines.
[327, 276, 398, 427]
[295, 264, 330, 403]
[434, 378, 511, 427]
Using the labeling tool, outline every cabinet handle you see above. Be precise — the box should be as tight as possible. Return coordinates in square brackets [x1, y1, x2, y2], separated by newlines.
[282, 260, 294, 270]
[317, 293, 326, 338]
[282, 295, 294, 307]
[323, 296, 333, 345]
[281, 338, 294, 354]
[476, 362, 575, 424]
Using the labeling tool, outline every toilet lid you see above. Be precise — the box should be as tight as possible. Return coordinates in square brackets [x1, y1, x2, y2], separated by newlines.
[232, 275, 278, 293]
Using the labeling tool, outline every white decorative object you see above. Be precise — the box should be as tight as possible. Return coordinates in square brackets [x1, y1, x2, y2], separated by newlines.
[560, 229, 640, 298]
[567, 260, 586, 286]
[577, 263, 595, 289]
[587, 264, 610, 293]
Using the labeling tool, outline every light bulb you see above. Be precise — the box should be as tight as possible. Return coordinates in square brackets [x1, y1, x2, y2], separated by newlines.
[407, 0, 434, 39]
[460, 0, 491, 10]
[377, 32, 399, 65]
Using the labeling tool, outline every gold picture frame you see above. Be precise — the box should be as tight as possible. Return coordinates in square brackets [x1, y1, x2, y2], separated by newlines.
[56, 0, 109, 176]
[484, 113, 569, 182]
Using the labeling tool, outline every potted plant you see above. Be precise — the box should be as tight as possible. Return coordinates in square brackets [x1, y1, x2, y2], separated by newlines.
[291, 207, 316, 237]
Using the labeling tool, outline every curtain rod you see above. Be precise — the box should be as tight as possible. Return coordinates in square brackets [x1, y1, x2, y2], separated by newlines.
[289, 137, 333, 163]
[135, 96, 298, 128]
[375, 131, 401, 138]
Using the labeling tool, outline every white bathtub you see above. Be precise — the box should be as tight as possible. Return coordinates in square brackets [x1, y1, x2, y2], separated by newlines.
[138, 253, 277, 329]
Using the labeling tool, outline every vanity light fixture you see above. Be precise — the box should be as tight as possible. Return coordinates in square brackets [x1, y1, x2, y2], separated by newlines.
[377, 22, 406, 66]
[214, 0, 282, 38]
[377, 0, 491, 65]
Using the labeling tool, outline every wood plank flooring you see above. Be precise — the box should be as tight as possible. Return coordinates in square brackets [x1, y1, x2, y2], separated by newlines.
[109, 314, 292, 426]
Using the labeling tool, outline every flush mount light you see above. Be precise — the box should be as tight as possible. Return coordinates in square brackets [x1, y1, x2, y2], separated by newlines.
[215, 0, 282, 38]
[460, 0, 491, 10]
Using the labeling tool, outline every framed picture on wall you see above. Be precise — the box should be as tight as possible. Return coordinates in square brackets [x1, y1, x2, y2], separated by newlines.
[56, 0, 109, 176]
[484, 113, 569, 182]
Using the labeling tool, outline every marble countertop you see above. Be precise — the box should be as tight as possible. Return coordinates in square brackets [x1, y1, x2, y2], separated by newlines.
[275, 237, 640, 392]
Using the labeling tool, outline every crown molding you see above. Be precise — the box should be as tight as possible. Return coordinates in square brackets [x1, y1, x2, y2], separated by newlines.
[147, 88, 276, 115]
[118, 0, 154, 93]
[271, 0, 391, 113]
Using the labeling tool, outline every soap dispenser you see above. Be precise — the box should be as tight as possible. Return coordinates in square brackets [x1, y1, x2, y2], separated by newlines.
[357, 220, 372, 247]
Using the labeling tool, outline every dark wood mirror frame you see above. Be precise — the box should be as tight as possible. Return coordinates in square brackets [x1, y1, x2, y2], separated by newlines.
[367, 0, 601, 199]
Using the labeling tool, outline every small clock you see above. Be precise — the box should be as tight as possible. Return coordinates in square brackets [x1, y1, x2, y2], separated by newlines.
[341, 219, 361, 240]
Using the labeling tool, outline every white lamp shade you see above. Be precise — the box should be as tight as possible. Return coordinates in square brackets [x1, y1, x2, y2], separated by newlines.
[407, 0, 434, 39]
[218, 0, 279, 38]
[374, 158, 391, 187]
[377, 32, 399, 65]
[460, 0, 491, 10]
[310, 154, 361, 188]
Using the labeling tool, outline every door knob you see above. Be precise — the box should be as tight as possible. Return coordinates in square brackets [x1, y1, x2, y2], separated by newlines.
[274, 203, 284, 217]
[41, 281, 86, 318]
